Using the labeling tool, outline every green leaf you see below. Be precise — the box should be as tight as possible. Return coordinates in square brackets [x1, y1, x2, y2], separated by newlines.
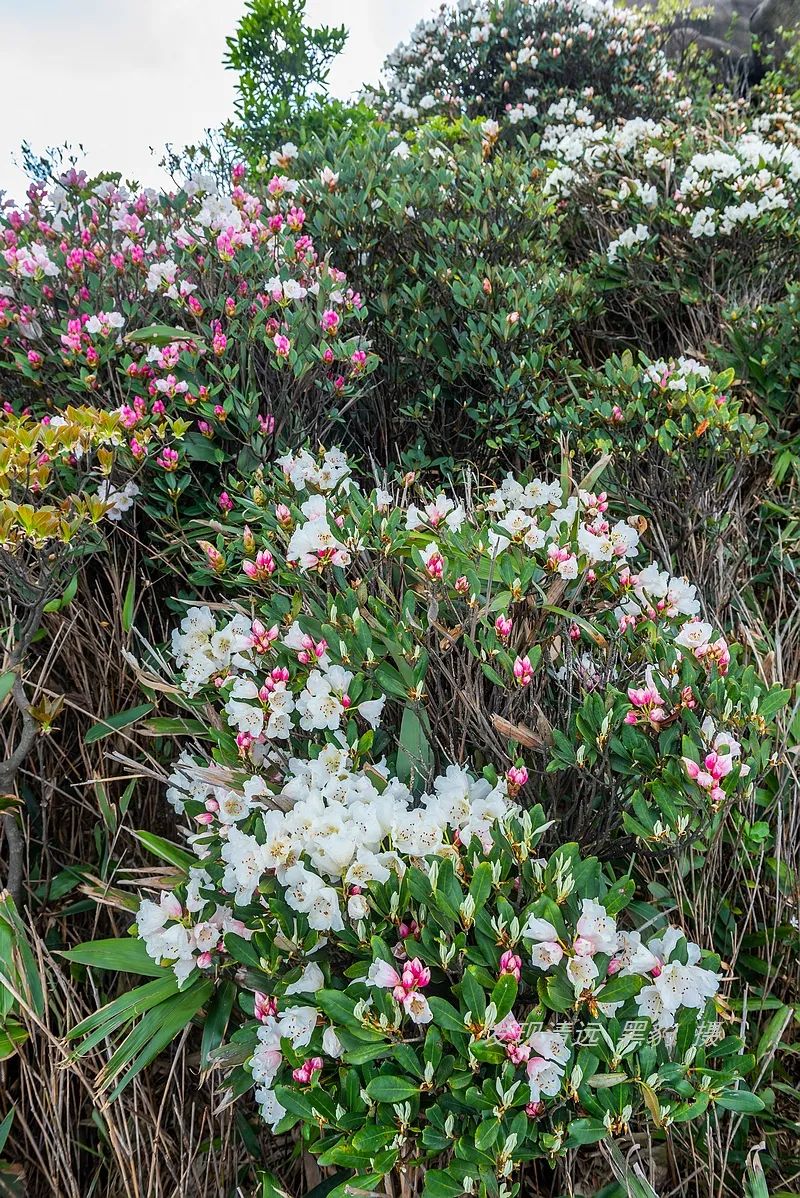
[0, 1108, 14, 1155]
[68, 974, 179, 1049]
[60, 937, 167, 977]
[0, 1020, 28, 1060]
[474, 1117, 500, 1151]
[132, 830, 197, 870]
[0, 1102, 12, 1150]
[427, 997, 466, 1034]
[366, 1075, 420, 1103]
[566, 1117, 607, 1145]
[715, 1089, 765, 1113]
[490, 973, 517, 1022]
[201, 981, 235, 1068]
[758, 687, 791, 722]
[396, 706, 433, 787]
[257, 1170, 292, 1198]
[423, 1168, 466, 1198]
[84, 703, 154, 744]
[540, 973, 574, 1013]
[101, 978, 214, 1097]
[121, 572, 136, 634]
[595, 973, 644, 1004]
[469, 861, 493, 910]
[316, 989, 359, 1027]
[0, 673, 15, 704]
[124, 324, 193, 346]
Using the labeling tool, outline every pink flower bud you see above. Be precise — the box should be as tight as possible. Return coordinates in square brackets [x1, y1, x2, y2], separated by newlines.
[506, 765, 528, 791]
[495, 614, 513, 639]
[499, 950, 522, 980]
[513, 655, 534, 687]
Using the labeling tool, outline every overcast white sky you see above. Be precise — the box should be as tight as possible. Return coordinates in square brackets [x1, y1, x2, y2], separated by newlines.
[0, 0, 437, 200]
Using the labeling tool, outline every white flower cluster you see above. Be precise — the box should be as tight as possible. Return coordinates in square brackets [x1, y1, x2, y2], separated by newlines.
[97, 478, 140, 521]
[643, 356, 711, 391]
[616, 561, 700, 622]
[539, 95, 800, 245]
[170, 606, 254, 696]
[170, 604, 385, 747]
[250, 1003, 319, 1128]
[138, 877, 249, 984]
[541, 98, 665, 189]
[606, 223, 649, 264]
[615, 561, 731, 670]
[482, 474, 641, 564]
[139, 753, 517, 979]
[272, 450, 645, 583]
[524, 900, 720, 1030]
[277, 446, 351, 492]
[284, 493, 352, 569]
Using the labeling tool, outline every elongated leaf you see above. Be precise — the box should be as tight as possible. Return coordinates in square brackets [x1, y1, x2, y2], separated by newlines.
[201, 980, 235, 1068]
[490, 973, 517, 1022]
[0, 673, 15, 704]
[143, 717, 210, 737]
[366, 1075, 419, 1103]
[132, 830, 197, 870]
[124, 324, 192, 346]
[84, 703, 154, 744]
[102, 978, 213, 1098]
[595, 973, 643, 1004]
[395, 705, 433, 787]
[121, 572, 136, 634]
[68, 974, 178, 1048]
[0, 893, 45, 1018]
[60, 937, 166, 977]
[0, 1108, 13, 1155]
[715, 1089, 764, 1113]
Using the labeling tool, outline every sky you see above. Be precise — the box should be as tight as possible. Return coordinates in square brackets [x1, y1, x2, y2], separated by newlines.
[0, 0, 437, 200]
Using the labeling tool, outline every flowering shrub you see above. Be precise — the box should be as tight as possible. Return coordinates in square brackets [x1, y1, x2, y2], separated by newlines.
[70, 452, 770, 1176]
[111, 790, 759, 1192]
[370, 0, 677, 132]
[533, 351, 765, 461]
[66, 439, 771, 1183]
[135, 448, 783, 855]
[0, 167, 376, 517]
[547, 92, 800, 363]
[288, 105, 786, 475]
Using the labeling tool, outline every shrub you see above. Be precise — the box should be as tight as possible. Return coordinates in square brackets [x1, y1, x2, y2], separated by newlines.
[0, 168, 377, 522]
[64, 447, 778, 1194]
[122, 790, 755, 1190]
[294, 121, 584, 464]
[370, 0, 678, 132]
[290, 103, 789, 476]
[135, 447, 783, 851]
[545, 91, 800, 365]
